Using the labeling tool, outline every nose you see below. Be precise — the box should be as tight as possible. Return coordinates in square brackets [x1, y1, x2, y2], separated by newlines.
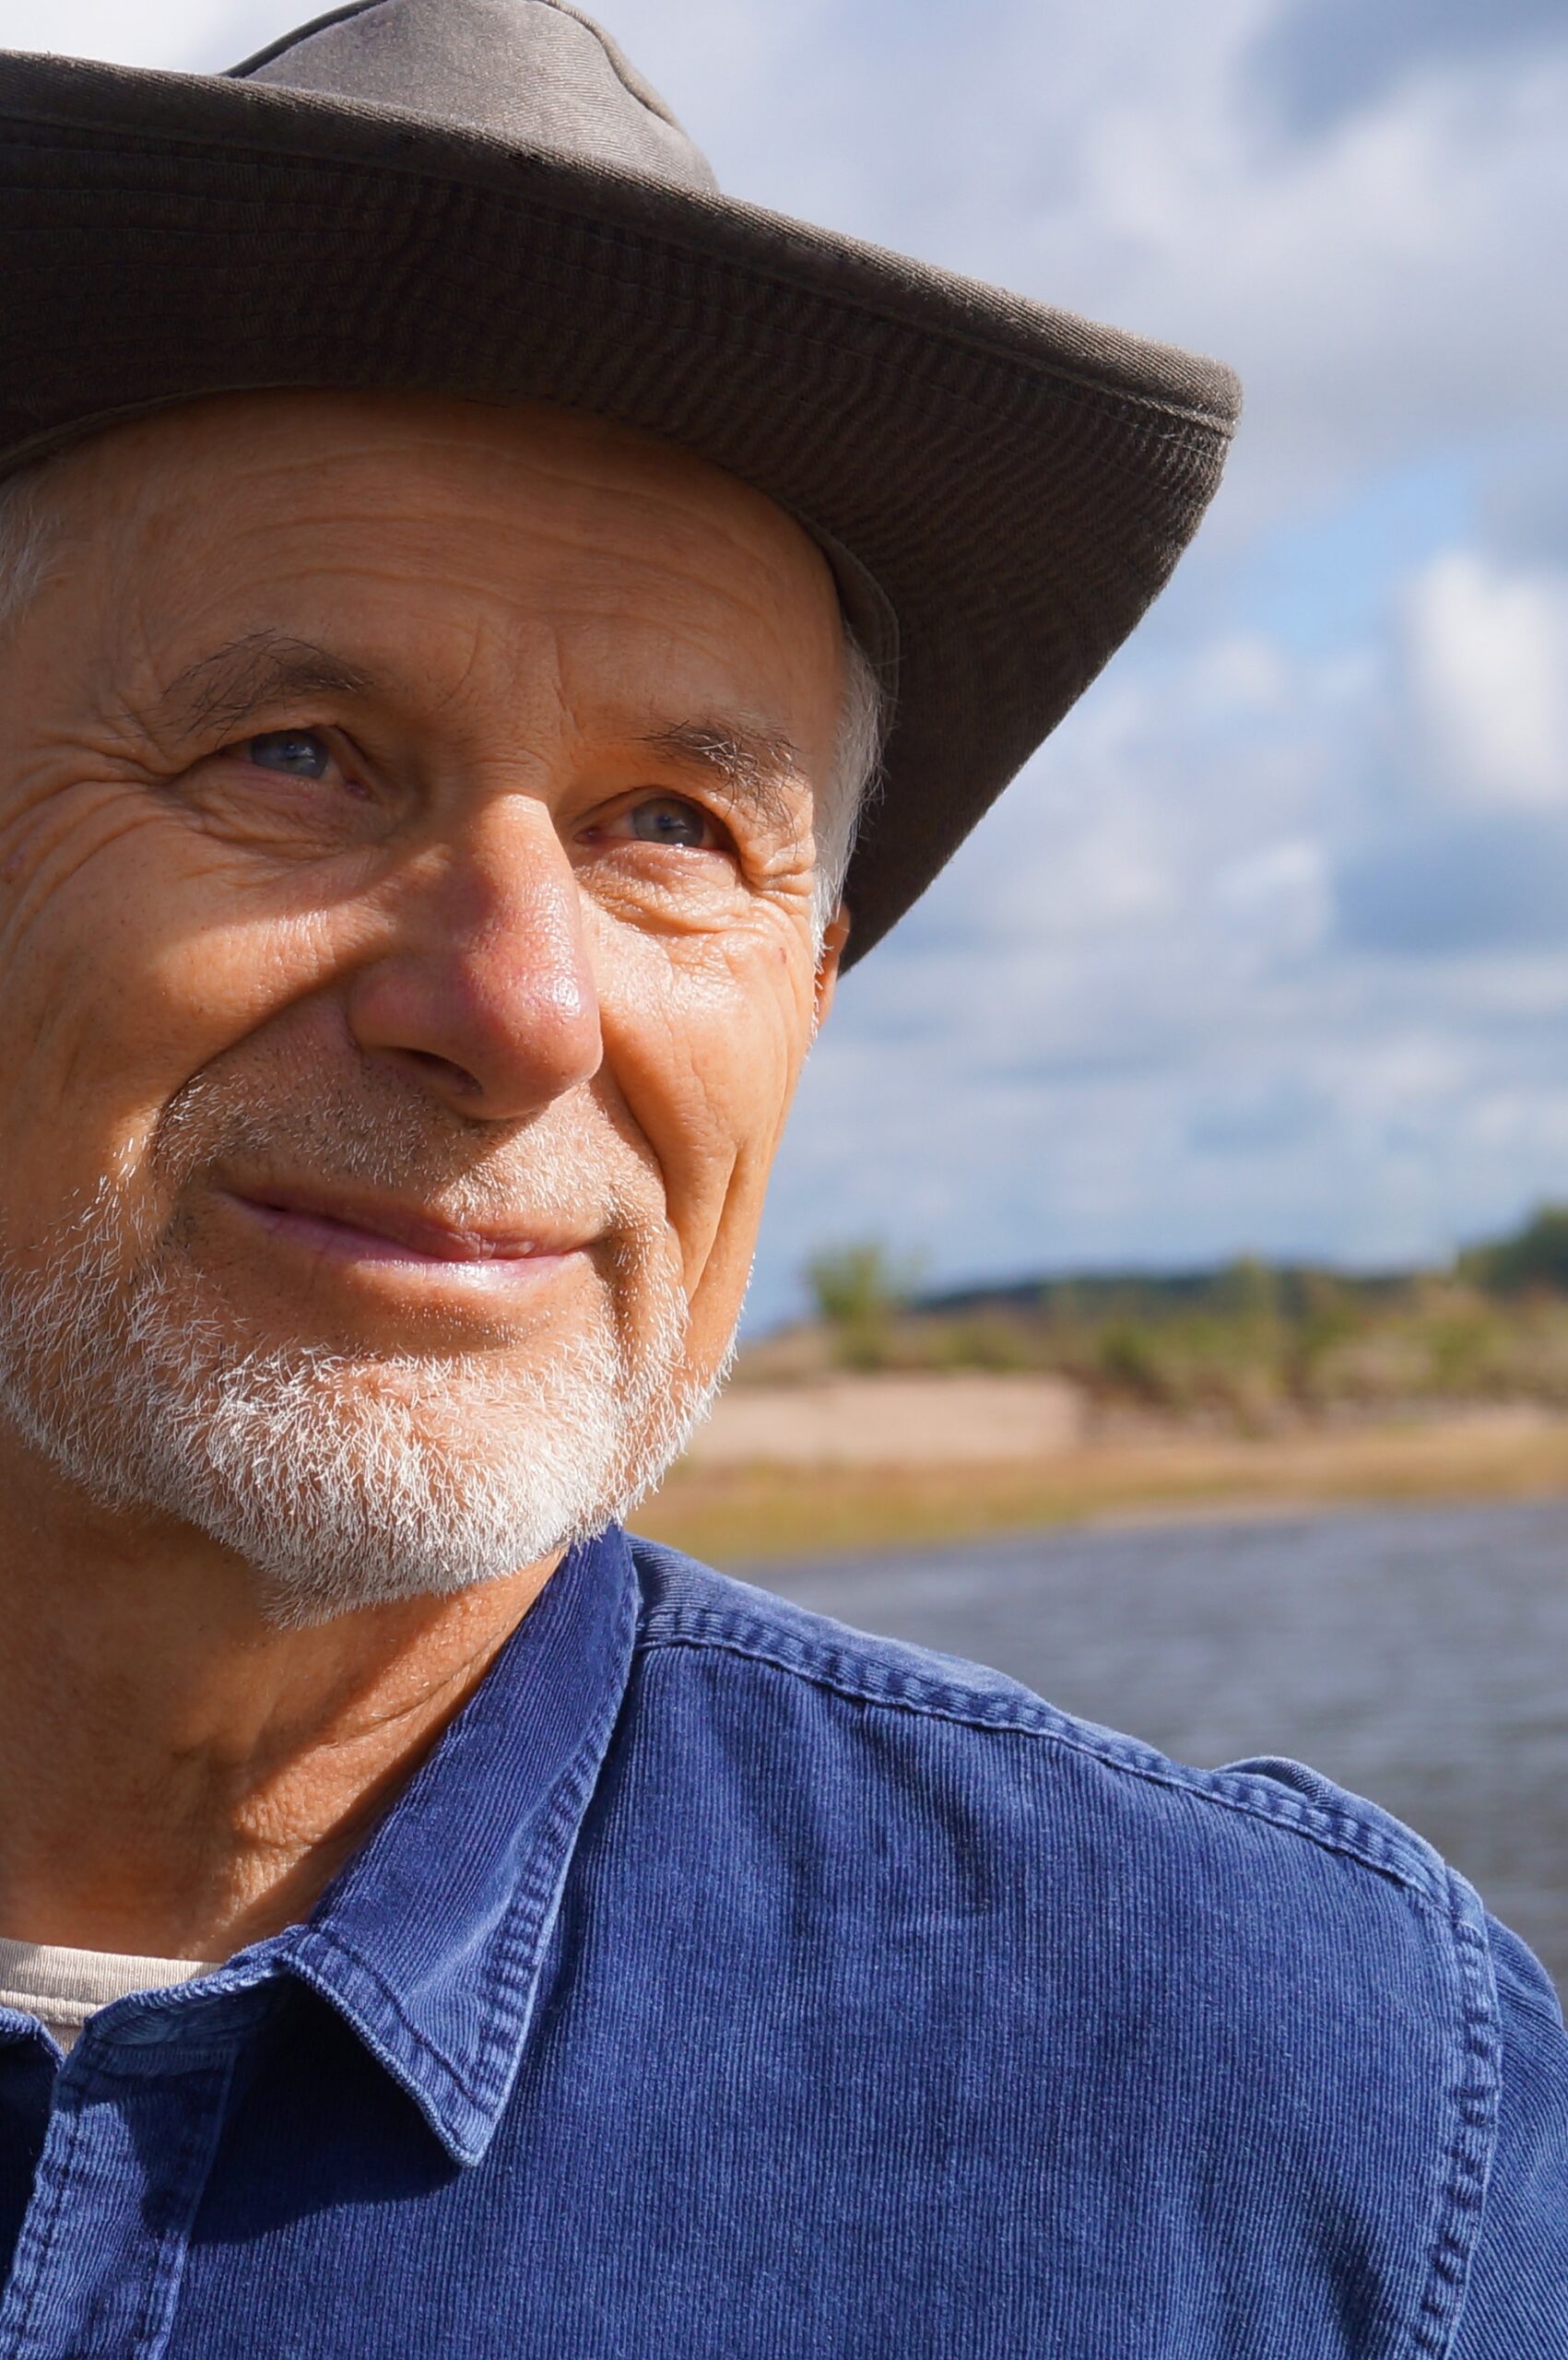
[345, 799, 603, 1121]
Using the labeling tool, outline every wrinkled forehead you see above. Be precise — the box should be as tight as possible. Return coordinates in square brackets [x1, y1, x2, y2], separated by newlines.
[23, 386, 890, 681]
[42, 391, 831, 607]
[26, 389, 851, 748]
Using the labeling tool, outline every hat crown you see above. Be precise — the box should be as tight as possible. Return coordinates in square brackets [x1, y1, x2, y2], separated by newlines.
[230, 0, 718, 195]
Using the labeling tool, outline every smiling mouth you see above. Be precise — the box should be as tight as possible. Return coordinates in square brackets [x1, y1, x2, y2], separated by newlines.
[223, 1185, 586, 1271]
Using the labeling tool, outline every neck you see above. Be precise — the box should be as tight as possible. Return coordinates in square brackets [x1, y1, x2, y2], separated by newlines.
[0, 1431, 556, 1960]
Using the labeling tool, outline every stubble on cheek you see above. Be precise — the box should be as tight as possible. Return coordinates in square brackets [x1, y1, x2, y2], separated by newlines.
[0, 1065, 711, 1621]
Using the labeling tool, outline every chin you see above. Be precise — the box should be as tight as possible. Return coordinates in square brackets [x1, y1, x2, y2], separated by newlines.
[0, 1165, 718, 1619]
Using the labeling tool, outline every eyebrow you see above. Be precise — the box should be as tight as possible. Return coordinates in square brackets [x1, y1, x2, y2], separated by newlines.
[148, 631, 378, 738]
[145, 635, 809, 834]
[638, 719, 808, 836]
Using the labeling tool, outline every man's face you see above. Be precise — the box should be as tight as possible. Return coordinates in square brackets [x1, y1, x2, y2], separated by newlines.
[0, 390, 847, 1618]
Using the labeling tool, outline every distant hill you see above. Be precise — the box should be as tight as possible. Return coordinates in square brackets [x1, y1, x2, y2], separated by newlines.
[908, 1201, 1568, 1324]
[743, 1209, 1568, 1414]
[917, 1260, 1416, 1326]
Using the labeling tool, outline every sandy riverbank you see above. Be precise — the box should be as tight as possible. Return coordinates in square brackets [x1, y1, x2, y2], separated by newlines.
[640, 1396, 1568, 1564]
[682, 1373, 1087, 1467]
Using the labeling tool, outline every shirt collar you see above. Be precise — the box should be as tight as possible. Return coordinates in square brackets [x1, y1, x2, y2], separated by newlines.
[268, 1523, 639, 2165]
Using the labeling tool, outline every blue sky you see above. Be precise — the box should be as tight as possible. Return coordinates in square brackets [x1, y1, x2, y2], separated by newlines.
[4, 0, 1566, 1324]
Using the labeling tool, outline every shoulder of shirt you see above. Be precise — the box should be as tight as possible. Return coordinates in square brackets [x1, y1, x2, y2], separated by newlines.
[626, 1532, 1467, 1921]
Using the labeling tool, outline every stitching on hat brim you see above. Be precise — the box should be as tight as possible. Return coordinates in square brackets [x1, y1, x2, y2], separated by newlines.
[0, 100, 1241, 442]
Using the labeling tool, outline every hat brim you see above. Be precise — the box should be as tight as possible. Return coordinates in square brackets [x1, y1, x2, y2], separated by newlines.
[0, 50, 1240, 964]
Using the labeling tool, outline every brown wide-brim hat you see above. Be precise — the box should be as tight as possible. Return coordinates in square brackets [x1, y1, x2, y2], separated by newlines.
[0, 0, 1240, 964]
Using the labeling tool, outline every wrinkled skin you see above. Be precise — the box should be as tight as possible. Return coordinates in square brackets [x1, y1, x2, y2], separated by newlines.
[0, 390, 849, 1953]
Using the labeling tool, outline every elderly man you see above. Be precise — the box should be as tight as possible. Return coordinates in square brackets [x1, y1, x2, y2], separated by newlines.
[0, 3, 1560, 2354]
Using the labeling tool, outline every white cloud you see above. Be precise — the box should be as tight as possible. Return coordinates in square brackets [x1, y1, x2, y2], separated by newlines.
[1213, 839, 1328, 944]
[1400, 553, 1568, 809]
[2, 0, 1565, 1313]
[1188, 636, 1294, 714]
[763, 535, 1568, 1315]
[0, 0, 276, 68]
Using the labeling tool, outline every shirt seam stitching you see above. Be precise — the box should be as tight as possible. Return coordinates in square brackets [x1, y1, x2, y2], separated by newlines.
[636, 1618, 1448, 1906]
[4, 2074, 90, 2345]
[1410, 1882, 1502, 2358]
[637, 1604, 1504, 2355]
[301, 1762, 574, 2118]
[297, 1617, 637, 2124]
[128, 2047, 236, 2359]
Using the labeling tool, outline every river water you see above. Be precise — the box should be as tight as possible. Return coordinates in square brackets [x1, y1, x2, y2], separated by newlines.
[756, 1496, 1568, 1996]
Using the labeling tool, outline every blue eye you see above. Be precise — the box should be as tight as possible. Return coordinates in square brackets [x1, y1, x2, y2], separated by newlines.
[246, 730, 331, 779]
[630, 798, 710, 847]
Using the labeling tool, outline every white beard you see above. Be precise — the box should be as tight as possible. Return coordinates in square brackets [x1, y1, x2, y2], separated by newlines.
[0, 1079, 725, 1627]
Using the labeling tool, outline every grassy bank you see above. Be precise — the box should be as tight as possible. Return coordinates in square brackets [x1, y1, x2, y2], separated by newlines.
[767, 1213, 1568, 1427]
[637, 1409, 1568, 1566]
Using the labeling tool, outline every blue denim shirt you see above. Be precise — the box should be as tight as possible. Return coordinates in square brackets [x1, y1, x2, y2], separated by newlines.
[1, 1524, 1564, 2357]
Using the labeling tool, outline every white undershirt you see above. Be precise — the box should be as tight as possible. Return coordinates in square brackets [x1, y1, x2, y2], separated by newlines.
[0, 1936, 217, 2053]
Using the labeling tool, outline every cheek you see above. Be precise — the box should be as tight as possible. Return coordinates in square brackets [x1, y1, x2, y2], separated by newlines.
[0, 805, 348, 1229]
[595, 923, 813, 1305]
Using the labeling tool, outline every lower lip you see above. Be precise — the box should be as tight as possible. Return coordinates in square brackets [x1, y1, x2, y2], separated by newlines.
[226, 1195, 578, 1291]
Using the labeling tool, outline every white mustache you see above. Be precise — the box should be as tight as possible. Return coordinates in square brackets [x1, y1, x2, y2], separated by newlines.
[0, 1063, 713, 1627]
[150, 1058, 652, 1240]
